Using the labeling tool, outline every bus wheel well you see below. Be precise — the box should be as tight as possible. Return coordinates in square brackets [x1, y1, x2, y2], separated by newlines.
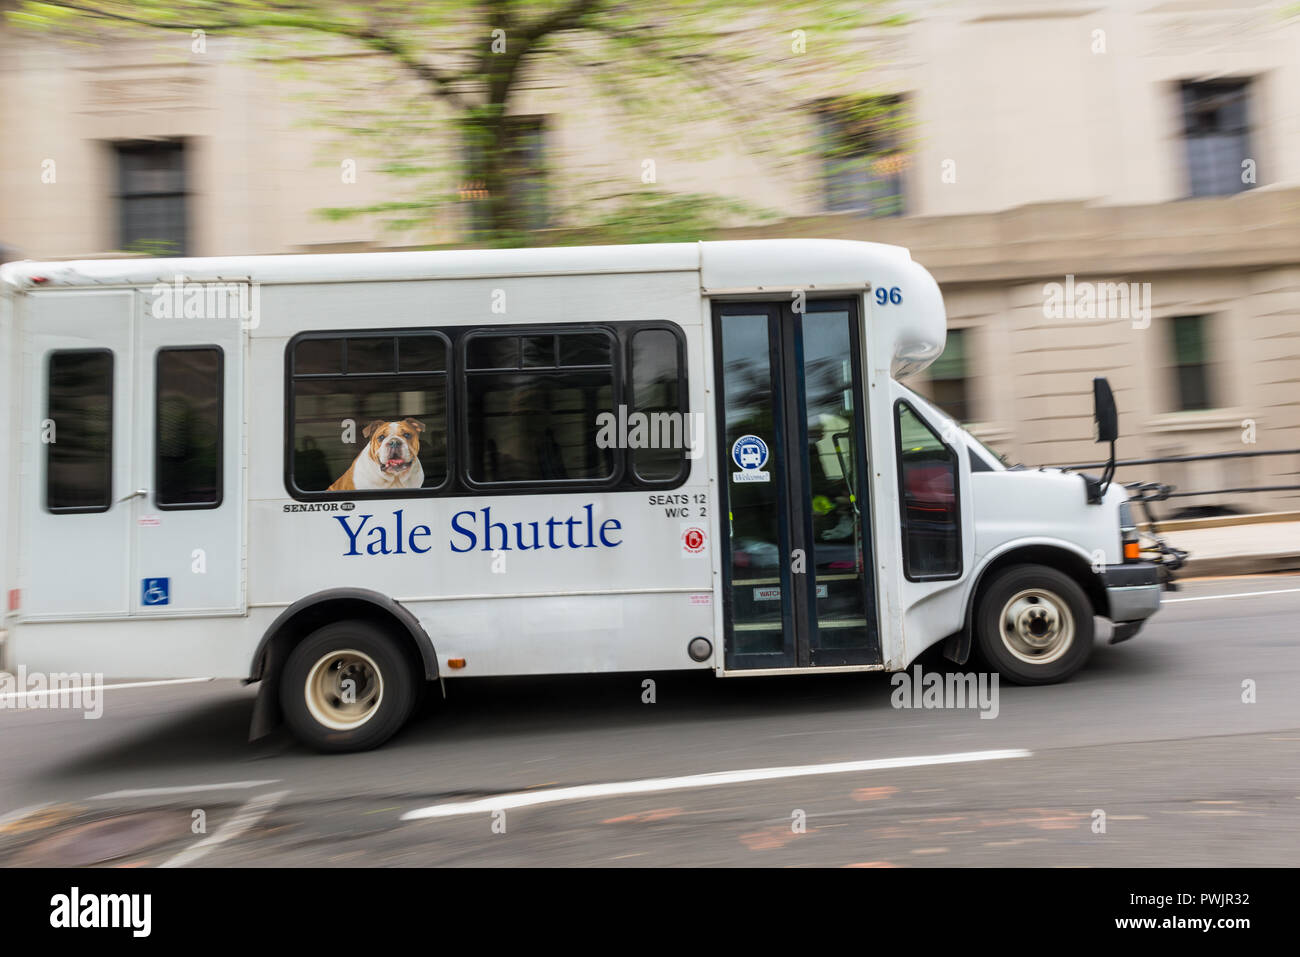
[944, 545, 1108, 666]
[976, 546, 1109, 621]
[246, 590, 436, 741]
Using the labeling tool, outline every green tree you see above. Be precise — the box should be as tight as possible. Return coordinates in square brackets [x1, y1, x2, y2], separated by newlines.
[14, 0, 902, 246]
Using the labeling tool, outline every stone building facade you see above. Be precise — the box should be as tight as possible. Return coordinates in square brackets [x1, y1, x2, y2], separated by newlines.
[2, 0, 1297, 511]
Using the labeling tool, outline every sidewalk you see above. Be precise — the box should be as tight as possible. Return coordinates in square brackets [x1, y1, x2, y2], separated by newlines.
[1156, 516, 1300, 578]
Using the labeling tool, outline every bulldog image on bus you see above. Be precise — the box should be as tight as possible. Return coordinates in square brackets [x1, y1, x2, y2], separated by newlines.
[327, 418, 427, 492]
[0, 239, 1164, 752]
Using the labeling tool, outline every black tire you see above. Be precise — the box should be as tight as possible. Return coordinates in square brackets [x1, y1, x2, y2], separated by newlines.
[974, 564, 1094, 685]
[280, 619, 416, 753]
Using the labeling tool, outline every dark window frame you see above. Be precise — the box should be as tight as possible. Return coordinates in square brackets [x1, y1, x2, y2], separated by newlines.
[154, 345, 225, 511]
[45, 348, 114, 514]
[928, 326, 972, 424]
[813, 94, 907, 217]
[628, 326, 690, 485]
[459, 325, 622, 492]
[894, 399, 963, 582]
[1169, 314, 1214, 412]
[283, 322, 689, 501]
[114, 138, 188, 256]
[463, 115, 551, 238]
[285, 329, 455, 500]
[1179, 78, 1254, 198]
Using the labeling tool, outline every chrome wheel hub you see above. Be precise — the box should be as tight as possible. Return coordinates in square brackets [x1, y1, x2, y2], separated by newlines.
[304, 649, 384, 731]
[999, 589, 1074, 665]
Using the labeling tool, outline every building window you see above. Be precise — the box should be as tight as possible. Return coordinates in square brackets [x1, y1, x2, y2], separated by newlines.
[814, 95, 905, 216]
[289, 333, 450, 494]
[155, 347, 223, 509]
[115, 140, 187, 255]
[1170, 315, 1213, 411]
[464, 116, 550, 238]
[46, 350, 114, 513]
[929, 328, 971, 423]
[1181, 80, 1253, 198]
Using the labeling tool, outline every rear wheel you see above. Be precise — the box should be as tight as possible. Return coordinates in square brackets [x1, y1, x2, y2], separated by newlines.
[281, 620, 416, 752]
[975, 564, 1094, 685]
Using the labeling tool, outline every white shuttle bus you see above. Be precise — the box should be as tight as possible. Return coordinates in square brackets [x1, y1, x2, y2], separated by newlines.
[0, 240, 1162, 751]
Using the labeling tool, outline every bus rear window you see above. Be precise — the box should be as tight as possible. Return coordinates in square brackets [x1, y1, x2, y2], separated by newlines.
[46, 350, 114, 513]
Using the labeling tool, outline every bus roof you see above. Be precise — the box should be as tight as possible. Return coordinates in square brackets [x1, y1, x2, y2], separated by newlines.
[1, 238, 914, 291]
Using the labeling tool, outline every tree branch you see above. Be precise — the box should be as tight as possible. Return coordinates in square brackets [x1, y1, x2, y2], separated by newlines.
[23, 0, 469, 108]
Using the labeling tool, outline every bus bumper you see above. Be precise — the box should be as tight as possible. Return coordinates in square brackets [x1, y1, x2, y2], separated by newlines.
[1102, 563, 1162, 644]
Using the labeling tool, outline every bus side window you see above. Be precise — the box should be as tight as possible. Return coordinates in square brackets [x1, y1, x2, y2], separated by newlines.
[156, 346, 223, 509]
[463, 329, 616, 486]
[46, 350, 114, 513]
[629, 328, 687, 482]
[285, 323, 688, 499]
[289, 332, 449, 494]
[894, 401, 961, 579]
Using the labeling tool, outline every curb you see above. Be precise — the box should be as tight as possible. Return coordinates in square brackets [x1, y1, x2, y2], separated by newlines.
[1180, 551, 1300, 578]
[1146, 511, 1300, 533]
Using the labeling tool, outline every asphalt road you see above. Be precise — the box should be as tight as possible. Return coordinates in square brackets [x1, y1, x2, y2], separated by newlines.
[1, 573, 1298, 867]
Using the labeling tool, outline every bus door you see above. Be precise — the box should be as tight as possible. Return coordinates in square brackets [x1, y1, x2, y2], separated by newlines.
[21, 291, 135, 618]
[131, 286, 246, 615]
[713, 298, 881, 669]
[20, 287, 245, 621]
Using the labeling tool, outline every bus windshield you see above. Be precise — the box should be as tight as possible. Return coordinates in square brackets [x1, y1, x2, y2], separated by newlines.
[895, 382, 1007, 469]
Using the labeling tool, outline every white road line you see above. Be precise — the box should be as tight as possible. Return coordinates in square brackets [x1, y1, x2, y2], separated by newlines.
[400, 749, 1031, 822]
[1164, 587, 1300, 604]
[0, 676, 213, 702]
[159, 790, 289, 869]
[93, 780, 282, 800]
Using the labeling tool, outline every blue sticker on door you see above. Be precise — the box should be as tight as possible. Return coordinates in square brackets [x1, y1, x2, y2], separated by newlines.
[731, 434, 771, 484]
[141, 578, 170, 606]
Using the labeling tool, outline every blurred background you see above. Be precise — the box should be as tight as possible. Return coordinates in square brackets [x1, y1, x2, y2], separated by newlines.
[2, 0, 1298, 515]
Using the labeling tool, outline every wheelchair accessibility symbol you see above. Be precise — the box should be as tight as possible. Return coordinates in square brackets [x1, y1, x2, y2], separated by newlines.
[141, 577, 170, 606]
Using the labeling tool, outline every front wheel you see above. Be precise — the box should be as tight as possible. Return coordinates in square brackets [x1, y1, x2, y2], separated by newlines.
[280, 620, 416, 753]
[974, 564, 1094, 685]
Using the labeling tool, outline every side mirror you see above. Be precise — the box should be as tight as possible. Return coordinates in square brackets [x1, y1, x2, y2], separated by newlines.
[1093, 377, 1118, 444]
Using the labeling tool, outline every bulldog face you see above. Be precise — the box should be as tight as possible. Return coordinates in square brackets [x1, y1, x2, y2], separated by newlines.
[363, 418, 424, 477]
